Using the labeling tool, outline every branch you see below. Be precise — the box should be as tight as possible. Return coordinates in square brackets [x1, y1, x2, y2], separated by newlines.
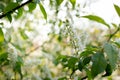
[107, 26, 120, 42]
[0, 0, 33, 19]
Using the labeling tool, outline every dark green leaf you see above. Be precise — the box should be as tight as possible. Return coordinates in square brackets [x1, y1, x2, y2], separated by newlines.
[0, 28, 4, 43]
[102, 64, 112, 77]
[104, 43, 118, 70]
[67, 57, 78, 69]
[39, 3, 47, 20]
[114, 4, 120, 17]
[83, 56, 91, 65]
[56, 0, 64, 6]
[82, 15, 110, 28]
[0, 3, 5, 13]
[0, 53, 8, 65]
[14, 56, 23, 79]
[78, 60, 83, 71]
[4, 2, 19, 13]
[91, 52, 107, 78]
[69, 0, 76, 9]
[28, 3, 36, 12]
[16, 0, 22, 2]
[6, 13, 12, 22]
[80, 50, 94, 57]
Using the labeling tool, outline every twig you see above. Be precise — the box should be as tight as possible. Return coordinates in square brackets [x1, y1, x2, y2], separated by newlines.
[0, 0, 33, 19]
[107, 26, 120, 42]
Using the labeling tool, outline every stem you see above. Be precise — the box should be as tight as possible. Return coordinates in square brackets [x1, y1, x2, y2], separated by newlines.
[107, 26, 120, 42]
[0, 0, 33, 19]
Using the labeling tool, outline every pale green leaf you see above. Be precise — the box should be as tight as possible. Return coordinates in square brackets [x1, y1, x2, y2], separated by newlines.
[82, 15, 110, 28]
[6, 14, 12, 22]
[91, 52, 107, 78]
[39, 3, 47, 20]
[104, 43, 118, 70]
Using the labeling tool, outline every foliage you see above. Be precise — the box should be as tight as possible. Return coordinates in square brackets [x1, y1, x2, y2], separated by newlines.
[0, 0, 120, 80]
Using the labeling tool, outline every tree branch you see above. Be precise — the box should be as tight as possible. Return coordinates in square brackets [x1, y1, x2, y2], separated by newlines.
[0, 0, 33, 19]
[107, 25, 120, 42]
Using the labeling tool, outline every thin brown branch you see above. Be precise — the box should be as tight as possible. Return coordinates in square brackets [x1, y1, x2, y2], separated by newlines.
[0, 0, 33, 19]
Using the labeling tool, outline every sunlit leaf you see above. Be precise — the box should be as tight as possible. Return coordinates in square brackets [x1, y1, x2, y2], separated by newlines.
[104, 43, 118, 70]
[0, 28, 4, 43]
[28, 3, 36, 12]
[69, 0, 76, 9]
[91, 52, 107, 78]
[114, 4, 120, 17]
[19, 28, 28, 40]
[82, 15, 110, 28]
[39, 3, 47, 20]
[16, 8, 23, 19]
[56, 0, 64, 6]
[4, 2, 19, 13]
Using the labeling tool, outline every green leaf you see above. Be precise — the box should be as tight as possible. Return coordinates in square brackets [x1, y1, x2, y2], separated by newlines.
[14, 56, 23, 79]
[0, 53, 8, 65]
[58, 77, 67, 80]
[4, 2, 19, 13]
[56, 0, 64, 6]
[84, 67, 92, 80]
[83, 56, 91, 65]
[0, 28, 4, 43]
[16, 8, 23, 19]
[67, 57, 78, 69]
[0, 3, 5, 13]
[114, 4, 120, 17]
[104, 43, 118, 70]
[19, 28, 28, 40]
[91, 52, 107, 78]
[39, 3, 47, 20]
[28, 3, 36, 12]
[80, 50, 94, 57]
[16, 0, 22, 2]
[6, 14, 12, 22]
[34, 0, 40, 3]
[82, 15, 110, 28]
[69, 0, 76, 9]
[112, 23, 117, 28]
[102, 64, 112, 77]
[78, 60, 83, 71]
